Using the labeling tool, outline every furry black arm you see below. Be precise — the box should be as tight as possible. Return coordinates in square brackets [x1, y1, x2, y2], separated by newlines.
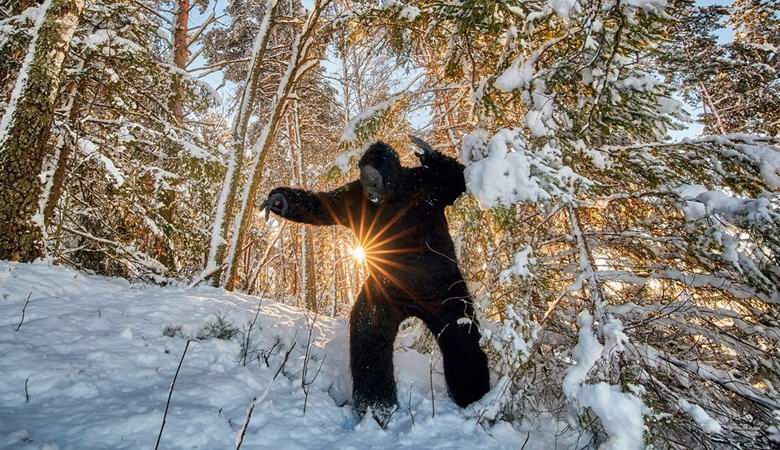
[264, 182, 360, 226]
[410, 136, 466, 206]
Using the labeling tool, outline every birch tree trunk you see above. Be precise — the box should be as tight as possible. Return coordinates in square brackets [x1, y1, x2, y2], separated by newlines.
[288, 100, 317, 311]
[204, 0, 278, 286]
[0, 0, 84, 261]
[223, 0, 326, 290]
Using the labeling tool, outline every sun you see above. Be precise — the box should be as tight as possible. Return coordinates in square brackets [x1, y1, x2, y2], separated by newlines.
[350, 245, 366, 262]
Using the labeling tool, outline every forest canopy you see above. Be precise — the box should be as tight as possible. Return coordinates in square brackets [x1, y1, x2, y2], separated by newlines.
[0, 0, 778, 448]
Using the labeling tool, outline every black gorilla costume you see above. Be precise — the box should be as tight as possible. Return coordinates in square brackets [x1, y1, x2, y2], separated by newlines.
[263, 138, 490, 424]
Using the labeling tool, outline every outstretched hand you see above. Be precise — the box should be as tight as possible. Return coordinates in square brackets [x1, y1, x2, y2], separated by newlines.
[409, 134, 435, 166]
[261, 190, 289, 220]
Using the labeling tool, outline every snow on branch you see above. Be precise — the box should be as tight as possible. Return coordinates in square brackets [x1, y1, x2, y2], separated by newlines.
[461, 128, 587, 208]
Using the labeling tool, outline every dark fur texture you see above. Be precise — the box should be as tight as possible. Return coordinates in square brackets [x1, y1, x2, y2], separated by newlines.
[266, 141, 490, 423]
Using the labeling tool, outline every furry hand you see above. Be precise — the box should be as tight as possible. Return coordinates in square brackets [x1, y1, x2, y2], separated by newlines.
[261, 189, 289, 220]
[409, 134, 435, 166]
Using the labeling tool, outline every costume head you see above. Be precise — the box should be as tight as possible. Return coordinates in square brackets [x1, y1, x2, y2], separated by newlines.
[358, 142, 403, 204]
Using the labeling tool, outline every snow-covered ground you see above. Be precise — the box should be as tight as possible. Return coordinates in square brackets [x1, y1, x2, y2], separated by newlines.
[0, 262, 578, 450]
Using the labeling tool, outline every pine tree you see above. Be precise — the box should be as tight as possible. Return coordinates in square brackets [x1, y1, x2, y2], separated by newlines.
[35, 0, 224, 278]
[668, 0, 779, 135]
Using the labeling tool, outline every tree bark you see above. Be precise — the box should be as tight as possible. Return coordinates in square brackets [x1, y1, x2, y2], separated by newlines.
[206, 0, 279, 285]
[43, 71, 87, 225]
[288, 100, 317, 311]
[223, 2, 325, 290]
[0, 0, 85, 261]
[170, 0, 189, 126]
[156, 0, 191, 271]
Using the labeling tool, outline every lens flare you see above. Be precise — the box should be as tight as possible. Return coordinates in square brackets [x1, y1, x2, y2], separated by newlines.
[350, 245, 366, 262]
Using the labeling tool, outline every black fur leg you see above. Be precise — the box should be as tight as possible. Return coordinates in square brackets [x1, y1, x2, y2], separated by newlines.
[350, 289, 405, 424]
[424, 307, 490, 407]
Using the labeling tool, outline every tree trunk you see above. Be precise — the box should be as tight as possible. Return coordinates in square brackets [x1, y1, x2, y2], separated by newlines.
[155, 0, 191, 272]
[42, 67, 87, 226]
[223, 3, 324, 290]
[0, 0, 85, 261]
[330, 228, 338, 317]
[170, 0, 189, 126]
[206, 0, 279, 285]
[288, 100, 317, 311]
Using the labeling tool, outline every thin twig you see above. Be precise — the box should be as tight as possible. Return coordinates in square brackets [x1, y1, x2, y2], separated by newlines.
[24, 378, 29, 403]
[261, 338, 281, 368]
[274, 339, 297, 381]
[15, 292, 32, 331]
[241, 300, 263, 366]
[408, 383, 415, 427]
[301, 314, 319, 415]
[429, 352, 437, 418]
[235, 339, 297, 448]
[520, 431, 531, 450]
[235, 397, 256, 450]
[155, 339, 193, 450]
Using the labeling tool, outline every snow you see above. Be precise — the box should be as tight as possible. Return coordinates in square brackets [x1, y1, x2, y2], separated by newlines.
[677, 398, 722, 434]
[731, 141, 780, 189]
[656, 96, 683, 116]
[462, 129, 582, 208]
[340, 96, 401, 143]
[0, 262, 578, 449]
[562, 312, 647, 450]
[562, 311, 603, 399]
[77, 138, 125, 186]
[672, 184, 774, 225]
[494, 57, 535, 93]
[575, 383, 646, 450]
[464, 129, 545, 207]
[334, 147, 363, 173]
[79, 29, 145, 56]
[573, 139, 610, 169]
[601, 317, 629, 357]
[747, 43, 778, 53]
[619, 73, 660, 92]
[623, 0, 667, 13]
[499, 246, 534, 283]
[547, 0, 579, 19]
[399, 6, 420, 21]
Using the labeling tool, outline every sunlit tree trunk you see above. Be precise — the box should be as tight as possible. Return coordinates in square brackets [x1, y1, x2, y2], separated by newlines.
[205, 0, 279, 285]
[223, 1, 325, 290]
[155, 0, 190, 271]
[330, 228, 338, 317]
[170, 0, 189, 126]
[0, 0, 85, 261]
[288, 100, 317, 311]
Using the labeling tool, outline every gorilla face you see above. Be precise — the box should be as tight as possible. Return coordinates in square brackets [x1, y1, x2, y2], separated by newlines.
[358, 142, 402, 204]
[360, 165, 383, 203]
